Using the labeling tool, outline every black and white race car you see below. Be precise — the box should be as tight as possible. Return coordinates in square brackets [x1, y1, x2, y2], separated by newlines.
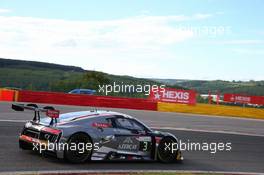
[13, 103, 183, 163]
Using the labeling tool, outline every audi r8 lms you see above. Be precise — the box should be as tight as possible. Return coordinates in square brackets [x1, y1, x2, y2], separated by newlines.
[12, 103, 183, 163]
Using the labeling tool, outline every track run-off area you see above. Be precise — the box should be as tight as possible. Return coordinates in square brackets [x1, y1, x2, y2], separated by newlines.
[0, 102, 264, 174]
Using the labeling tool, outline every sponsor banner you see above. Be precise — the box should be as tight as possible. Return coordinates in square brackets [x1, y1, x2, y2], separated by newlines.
[149, 88, 196, 105]
[224, 93, 264, 105]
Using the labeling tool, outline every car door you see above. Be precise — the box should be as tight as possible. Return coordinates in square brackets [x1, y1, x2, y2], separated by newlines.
[89, 116, 117, 144]
[90, 116, 121, 160]
[112, 116, 152, 156]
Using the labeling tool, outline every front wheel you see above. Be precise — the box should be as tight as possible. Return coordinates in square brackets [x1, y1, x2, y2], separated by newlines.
[64, 133, 92, 163]
[157, 137, 179, 163]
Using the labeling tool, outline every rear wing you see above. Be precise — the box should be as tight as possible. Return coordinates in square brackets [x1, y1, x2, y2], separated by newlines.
[12, 103, 60, 125]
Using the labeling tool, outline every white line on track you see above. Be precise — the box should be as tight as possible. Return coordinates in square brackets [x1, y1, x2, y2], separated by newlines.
[152, 126, 264, 137]
[0, 170, 263, 175]
[1, 119, 263, 137]
[0, 119, 26, 123]
[158, 110, 264, 122]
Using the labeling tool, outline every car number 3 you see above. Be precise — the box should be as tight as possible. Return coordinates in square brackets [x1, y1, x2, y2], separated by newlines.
[140, 141, 150, 151]
[143, 141, 148, 151]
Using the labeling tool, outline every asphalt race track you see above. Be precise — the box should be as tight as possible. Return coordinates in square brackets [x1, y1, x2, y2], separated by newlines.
[0, 102, 264, 173]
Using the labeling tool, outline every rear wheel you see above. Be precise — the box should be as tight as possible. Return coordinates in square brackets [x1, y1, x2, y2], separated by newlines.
[157, 137, 178, 163]
[64, 133, 92, 163]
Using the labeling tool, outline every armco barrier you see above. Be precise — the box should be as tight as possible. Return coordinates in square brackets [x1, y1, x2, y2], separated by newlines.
[17, 90, 157, 111]
[0, 89, 17, 101]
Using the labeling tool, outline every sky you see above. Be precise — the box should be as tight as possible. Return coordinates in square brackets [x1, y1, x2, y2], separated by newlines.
[0, 0, 263, 81]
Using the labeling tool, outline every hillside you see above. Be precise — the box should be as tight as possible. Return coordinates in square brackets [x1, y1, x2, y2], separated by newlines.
[0, 58, 85, 72]
[0, 58, 182, 98]
[154, 79, 264, 96]
[1, 58, 263, 97]
[0, 58, 84, 91]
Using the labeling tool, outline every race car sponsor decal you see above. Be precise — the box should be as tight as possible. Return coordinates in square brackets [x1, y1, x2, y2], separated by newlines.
[139, 142, 151, 151]
[46, 110, 60, 118]
[92, 122, 111, 128]
[19, 135, 48, 145]
[117, 137, 139, 151]
[41, 127, 61, 135]
[137, 136, 152, 152]
[136, 136, 151, 142]
[123, 137, 133, 144]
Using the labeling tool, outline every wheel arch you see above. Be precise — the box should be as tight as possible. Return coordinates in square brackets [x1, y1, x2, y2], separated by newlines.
[157, 135, 179, 163]
[67, 131, 93, 144]
[63, 131, 94, 163]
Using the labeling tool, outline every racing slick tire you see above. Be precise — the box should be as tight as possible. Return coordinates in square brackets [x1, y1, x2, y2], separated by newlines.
[157, 137, 179, 163]
[64, 133, 93, 163]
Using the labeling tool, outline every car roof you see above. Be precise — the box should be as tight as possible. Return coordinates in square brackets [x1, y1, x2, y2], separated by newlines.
[59, 110, 132, 120]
